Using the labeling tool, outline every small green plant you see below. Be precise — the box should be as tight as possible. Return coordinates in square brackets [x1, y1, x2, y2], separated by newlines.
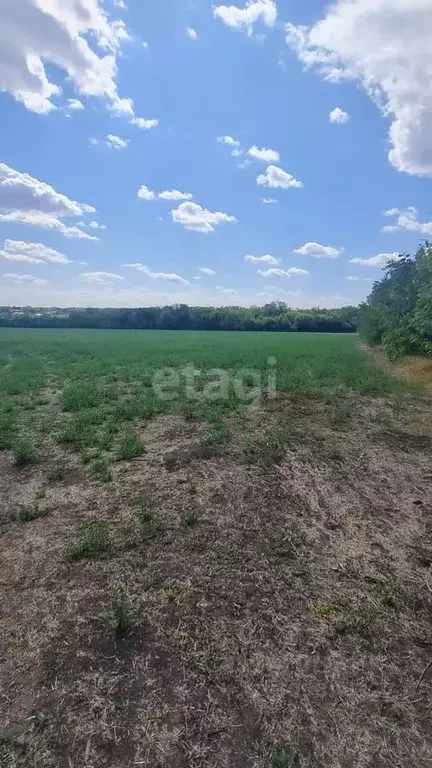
[67, 520, 113, 562]
[273, 744, 300, 768]
[244, 423, 291, 467]
[335, 609, 374, 639]
[136, 508, 163, 543]
[101, 584, 136, 637]
[164, 582, 186, 604]
[12, 439, 38, 467]
[376, 581, 396, 608]
[314, 601, 333, 620]
[91, 458, 112, 483]
[19, 505, 47, 522]
[117, 433, 146, 461]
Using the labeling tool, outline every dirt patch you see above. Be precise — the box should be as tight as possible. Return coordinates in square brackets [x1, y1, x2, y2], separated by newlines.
[1, 402, 432, 767]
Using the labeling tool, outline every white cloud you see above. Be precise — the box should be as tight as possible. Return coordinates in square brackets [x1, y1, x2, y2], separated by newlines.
[382, 206, 432, 236]
[105, 134, 129, 149]
[187, 28, 198, 39]
[171, 202, 236, 233]
[294, 242, 343, 259]
[80, 271, 124, 285]
[199, 267, 216, 275]
[329, 107, 350, 124]
[122, 263, 189, 285]
[137, 185, 155, 201]
[89, 138, 98, 147]
[67, 98, 84, 112]
[88, 221, 106, 230]
[245, 254, 280, 265]
[214, 0, 277, 34]
[0, 162, 97, 240]
[217, 135, 243, 157]
[286, 1, 432, 177]
[261, 197, 278, 204]
[257, 165, 303, 189]
[0, 0, 135, 116]
[346, 276, 373, 281]
[349, 253, 401, 268]
[248, 145, 280, 163]
[130, 117, 158, 130]
[1, 273, 47, 285]
[158, 189, 193, 201]
[257, 267, 309, 278]
[220, 288, 238, 295]
[114, 0, 127, 8]
[2, 240, 70, 264]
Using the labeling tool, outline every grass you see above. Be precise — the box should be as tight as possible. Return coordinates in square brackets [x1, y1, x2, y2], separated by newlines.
[67, 521, 113, 562]
[12, 438, 38, 467]
[273, 745, 301, 767]
[116, 433, 146, 461]
[19, 505, 47, 522]
[101, 584, 136, 637]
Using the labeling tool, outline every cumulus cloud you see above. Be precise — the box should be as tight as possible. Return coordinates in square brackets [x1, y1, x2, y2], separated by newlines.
[245, 254, 280, 265]
[261, 197, 278, 204]
[105, 134, 129, 149]
[349, 253, 401, 268]
[79, 271, 124, 285]
[257, 267, 309, 278]
[329, 107, 350, 124]
[0, 162, 97, 240]
[248, 145, 280, 163]
[187, 28, 198, 39]
[219, 288, 238, 295]
[114, 0, 127, 8]
[294, 242, 343, 259]
[130, 117, 158, 130]
[214, 0, 277, 34]
[199, 267, 216, 275]
[1, 273, 48, 285]
[0, 0, 136, 116]
[122, 263, 189, 285]
[285, 0, 432, 177]
[257, 165, 303, 189]
[217, 135, 243, 157]
[1, 240, 70, 264]
[171, 202, 236, 233]
[137, 185, 155, 201]
[382, 206, 432, 236]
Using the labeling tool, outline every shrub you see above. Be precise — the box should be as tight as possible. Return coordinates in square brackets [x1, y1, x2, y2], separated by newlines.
[117, 433, 146, 461]
[13, 439, 38, 467]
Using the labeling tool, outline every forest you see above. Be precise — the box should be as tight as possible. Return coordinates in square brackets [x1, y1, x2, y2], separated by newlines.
[0, 303, 359, 333]
[359, 243, 432, 357]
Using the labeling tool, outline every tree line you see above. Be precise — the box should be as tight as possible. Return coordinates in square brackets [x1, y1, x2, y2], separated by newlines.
[0, 303, 359, 333]
[359, 243, 432, 358]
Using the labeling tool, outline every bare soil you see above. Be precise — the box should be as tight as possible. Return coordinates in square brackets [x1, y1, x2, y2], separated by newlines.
[1, 395, 432, 767]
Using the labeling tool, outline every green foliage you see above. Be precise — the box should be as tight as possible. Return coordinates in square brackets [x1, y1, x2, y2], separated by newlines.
[91, 458, 112, 482]
[19, 505, 47, 522]
[0, 303, 358, 333]
[359, 244, 432, 358]
[117, 433, 146, 460]
[101, 584, 136, 637]
[273, 745, 301, 768]
[67, 520, 113, 561]
[12, 438, 38, 467]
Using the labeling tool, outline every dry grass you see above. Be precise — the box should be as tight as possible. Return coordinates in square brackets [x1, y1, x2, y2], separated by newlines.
[1, 392, 432, 767]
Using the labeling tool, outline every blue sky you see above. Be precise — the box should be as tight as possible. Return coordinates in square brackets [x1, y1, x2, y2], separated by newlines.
[1, 0, 431, 308]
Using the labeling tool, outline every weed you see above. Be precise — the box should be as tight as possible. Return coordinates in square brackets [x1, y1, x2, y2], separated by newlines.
[67, 520, 113, 562]
[91, 458, 112, 483]
[328, 396, 353, 430]
[12, 438, 38, 467]
[314, 601, 333, 620]
[335, 608, 374, 639]
[273, 744, 301, 768]
[19, 505, 48, 522]
[376, 581, 396, 608]
[101, 584, 136, 637]
[136, 508, 163, 543]
[117, 433, 146, 461]
[202, 420, 230, 455]
[164, 582, 186, 604]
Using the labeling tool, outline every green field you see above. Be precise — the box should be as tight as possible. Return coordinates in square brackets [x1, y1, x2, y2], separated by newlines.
[3, 328, 432, 768]
[0, 328, 401, 469]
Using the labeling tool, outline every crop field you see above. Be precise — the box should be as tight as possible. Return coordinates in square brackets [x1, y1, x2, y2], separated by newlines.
[1, 329, 432, 768]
